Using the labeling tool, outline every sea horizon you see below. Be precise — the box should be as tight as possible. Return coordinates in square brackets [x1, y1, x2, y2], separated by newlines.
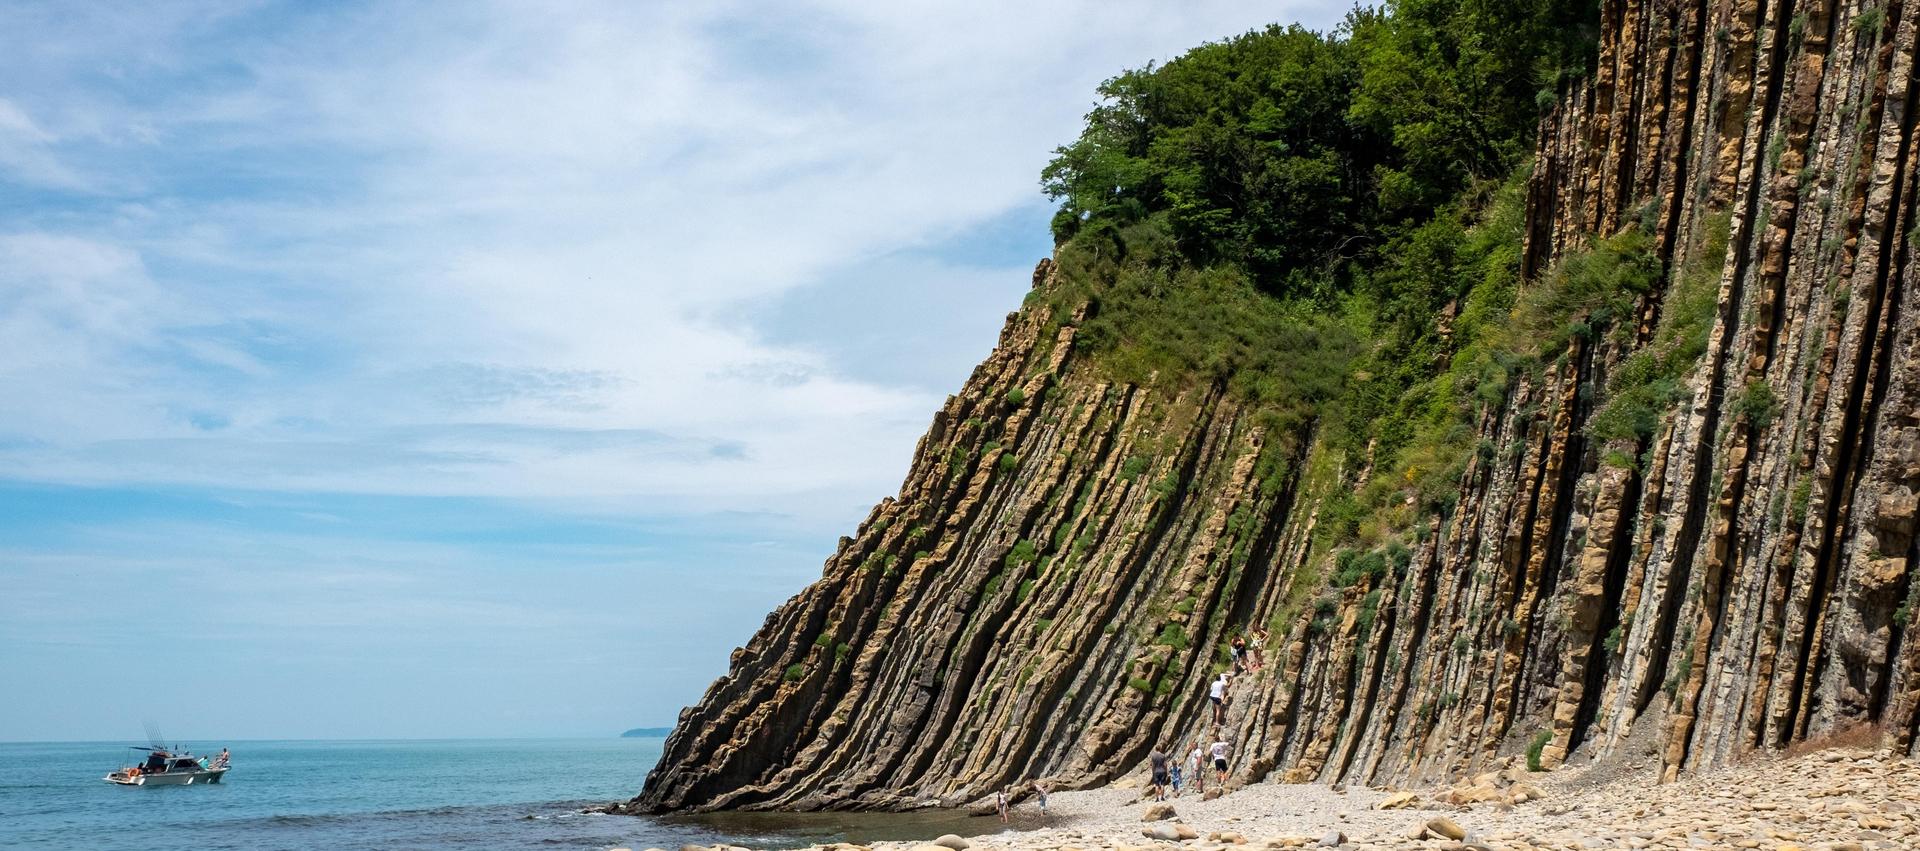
[0, 733, 673, 746]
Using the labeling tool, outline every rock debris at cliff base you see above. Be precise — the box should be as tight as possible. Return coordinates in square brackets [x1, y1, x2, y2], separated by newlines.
[618, 747, 1918, 850]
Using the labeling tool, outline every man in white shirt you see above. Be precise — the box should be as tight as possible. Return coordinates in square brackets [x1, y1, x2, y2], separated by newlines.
[1209, 672, 1231, 725]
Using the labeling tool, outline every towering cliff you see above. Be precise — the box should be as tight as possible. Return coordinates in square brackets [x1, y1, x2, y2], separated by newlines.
[626, 0, 1920, 813]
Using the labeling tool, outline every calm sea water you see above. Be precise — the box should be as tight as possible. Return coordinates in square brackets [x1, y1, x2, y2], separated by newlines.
[0, 738, 1016, 851]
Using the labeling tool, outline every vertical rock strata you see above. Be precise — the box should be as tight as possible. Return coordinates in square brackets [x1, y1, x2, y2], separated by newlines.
[630, 0, 1920, 812]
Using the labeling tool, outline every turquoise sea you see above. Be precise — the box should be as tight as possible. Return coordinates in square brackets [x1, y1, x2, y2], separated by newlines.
[0, 738, 1014, 850]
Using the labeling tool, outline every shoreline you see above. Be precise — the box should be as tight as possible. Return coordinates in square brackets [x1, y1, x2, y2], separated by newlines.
[612, 746, 1918, 851]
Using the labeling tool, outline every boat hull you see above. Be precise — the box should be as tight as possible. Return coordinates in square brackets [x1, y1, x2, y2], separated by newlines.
[105, 767, 227, 786]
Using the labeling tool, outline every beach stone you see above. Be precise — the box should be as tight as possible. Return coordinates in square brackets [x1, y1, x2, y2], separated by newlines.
[1376, 791, 1420, 810]
[932, 835, 970, 850]
[1175, 823, 1199, 840]
[1219, 832, 1248, 844]
[1509, 782, 1545, 804]
[1204, 788, 1225, 801]
[1315, 830, 1345, 847]
[1144, 823, 1184, 841]
[1143, 804, 1178, 821]
[1427, 817, 1467, 840]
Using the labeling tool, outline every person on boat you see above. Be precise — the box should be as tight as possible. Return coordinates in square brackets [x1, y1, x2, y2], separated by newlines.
[214, 748, 229, 768]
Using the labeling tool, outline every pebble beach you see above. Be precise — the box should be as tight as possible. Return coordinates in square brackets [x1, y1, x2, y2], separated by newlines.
[618, 745, 1919, 851]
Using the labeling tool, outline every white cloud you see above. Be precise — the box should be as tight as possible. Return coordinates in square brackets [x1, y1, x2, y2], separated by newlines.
[0, 97, 103, 190]
[0, 1, 1350, 518]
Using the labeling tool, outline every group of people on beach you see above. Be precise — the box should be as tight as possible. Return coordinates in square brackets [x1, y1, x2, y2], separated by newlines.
[1145, 626, 1270, 803]
[1146, 736, 1233, 802]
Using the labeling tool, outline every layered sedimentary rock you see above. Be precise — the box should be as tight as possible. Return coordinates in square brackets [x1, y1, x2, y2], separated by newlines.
[626, 0, 1920, 813]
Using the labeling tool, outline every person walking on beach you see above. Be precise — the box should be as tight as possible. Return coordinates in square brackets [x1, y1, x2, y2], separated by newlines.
[995, 787, 1009, 823]
[1168, 753, 1184, 796]
[1188, 741, 1206, 795]
[1148, 748, 1171, 801]
[1032, 780, 1049, 815]
[1210, 737, 1231, 786]
[1210, 672, 1231, 725]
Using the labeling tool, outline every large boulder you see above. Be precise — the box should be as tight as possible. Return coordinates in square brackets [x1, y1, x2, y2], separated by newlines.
[1375, 791, 1421, 810]
[1141, 803, 1177, 822]
[1425, 816, 1467, 840]
[1142, 823, 1183, 841]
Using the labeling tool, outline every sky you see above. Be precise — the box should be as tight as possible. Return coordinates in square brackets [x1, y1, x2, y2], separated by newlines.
[0, 0, 1347, 742]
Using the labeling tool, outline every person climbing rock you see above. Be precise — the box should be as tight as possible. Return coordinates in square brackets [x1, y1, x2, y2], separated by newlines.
[1209, 672, 1230, 724]
[1248, 628, 1268, 671]
[1230, 635, 1248, 673]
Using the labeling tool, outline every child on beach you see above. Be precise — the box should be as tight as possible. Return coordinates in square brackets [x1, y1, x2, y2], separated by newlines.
[1033, 781, 1048, 815]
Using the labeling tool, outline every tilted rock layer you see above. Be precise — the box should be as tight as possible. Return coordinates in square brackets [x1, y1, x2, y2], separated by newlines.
[628, 0, 1920, 813]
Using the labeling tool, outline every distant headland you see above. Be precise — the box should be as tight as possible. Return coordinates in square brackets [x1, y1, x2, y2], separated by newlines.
[620, 727, 673, 738]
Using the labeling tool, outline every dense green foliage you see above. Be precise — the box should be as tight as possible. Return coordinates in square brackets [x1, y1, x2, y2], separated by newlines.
[1029, 0, 1734, 597]
[1043, 0, 1595, 295]
[1588, 212, 1730, 449]
[1039, 0, 1601, 455]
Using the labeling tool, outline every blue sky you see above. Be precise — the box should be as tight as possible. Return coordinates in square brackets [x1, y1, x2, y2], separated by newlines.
[0, 0, 1345, 742]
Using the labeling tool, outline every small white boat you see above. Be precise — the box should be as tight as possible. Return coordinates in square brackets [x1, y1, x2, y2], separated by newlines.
[105, 747, 229, 786]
